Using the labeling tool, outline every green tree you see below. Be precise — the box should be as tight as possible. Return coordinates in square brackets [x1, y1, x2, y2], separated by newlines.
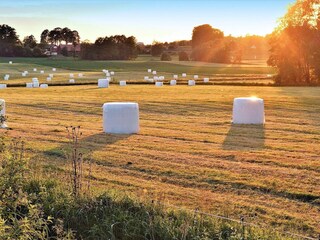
[192, 24, 223, 49]
[23, 35, 37, 48]
[0, 24, 21, 57]
[268, 0, 320, 85]
[151, 42, 164, 56]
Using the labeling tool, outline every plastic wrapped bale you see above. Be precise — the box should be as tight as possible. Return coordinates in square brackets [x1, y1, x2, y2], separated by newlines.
[4, 75, 9, 80]
[182, 73, 187, 78]
[24, 71, 29, 74]
[106, 72, 111, 77]
[155, 82, 163, 87]
[52, 68, 56, 72]
[40, 70, 44, 74]
[144, 76, 149, 81]
[22, 72, 27, 77]
[33, 68, 37, 72]
[9, 61, 12, 64]
[78, 73, 83, 77]
[119, 80, 126, 86]
[148, 69, 152, 73]
[47, 77, 52, 81]
[194, 75, 199, 80]
[98, 79, 109, 88]
[159, 76, 165, 80]
[0, 99, 7, 128]
[0, 84, 7, 89]
[170, 80, 177, 86]
[69, 79, 75, 83]
[204, 77, 209, 83]
[110, 71, 115, 76]
[49, 74, 53, 78]
[26, 83, 33, 88]
[69, 73, 74, 78]
[33, 82, 40, 88]
[153, 76, 159, 81]
[103, 102, 139, 134]
[173, 75, 178, 79]
[40, 84, 48, 88]
[188, 80, 195, 86]
[32, 78, 38, 82]
[232, 97, 265, 124]
[152, 71, 157, 75]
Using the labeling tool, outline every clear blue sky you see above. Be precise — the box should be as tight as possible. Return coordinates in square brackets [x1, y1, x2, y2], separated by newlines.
[0, 0, 295, 44]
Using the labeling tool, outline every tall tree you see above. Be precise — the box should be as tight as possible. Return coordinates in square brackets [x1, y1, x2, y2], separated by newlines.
[0, 24, 21, 56]
[268, 0, 320, 85]
[23, 35, 37, 48]
[40, 29, 49, 44]
[192, 24, 224, 49]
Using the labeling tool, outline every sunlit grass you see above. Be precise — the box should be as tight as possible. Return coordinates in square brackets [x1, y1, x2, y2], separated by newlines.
[0, 84, 319, 237]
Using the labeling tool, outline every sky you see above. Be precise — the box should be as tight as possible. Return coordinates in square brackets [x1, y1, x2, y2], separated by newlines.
[0, 0, 295, 44]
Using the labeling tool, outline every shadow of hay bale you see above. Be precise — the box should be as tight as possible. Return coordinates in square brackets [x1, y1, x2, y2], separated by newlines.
[223, 124, 265, 150]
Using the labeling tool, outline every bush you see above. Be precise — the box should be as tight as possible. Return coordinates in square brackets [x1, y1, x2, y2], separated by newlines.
[160, 52, 172, 61]
[33, 46, 43, 57]
[61, 47, 69, 57]
[179, 51, 189, 61]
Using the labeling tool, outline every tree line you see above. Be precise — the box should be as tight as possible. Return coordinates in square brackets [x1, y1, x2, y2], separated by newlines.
[0, 25, 80, 57]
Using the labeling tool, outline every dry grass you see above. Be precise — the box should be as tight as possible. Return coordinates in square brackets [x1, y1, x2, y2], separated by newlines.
[0, 84, 319, 237]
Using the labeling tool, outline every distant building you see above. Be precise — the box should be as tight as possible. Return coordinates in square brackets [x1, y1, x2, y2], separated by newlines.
[44, 44, 81, 56]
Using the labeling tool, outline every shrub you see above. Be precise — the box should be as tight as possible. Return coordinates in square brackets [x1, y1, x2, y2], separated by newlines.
[61, 47, 69, 57]
[179, 51, 189, 61]
[160, 52, 172, 61]
[33, 46, 43, 57]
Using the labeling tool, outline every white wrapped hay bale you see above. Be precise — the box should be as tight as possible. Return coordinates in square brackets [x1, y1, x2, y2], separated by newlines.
[40, 70, 44, 74]
[148, 69, 152, 73]
[194, 75, 199, 80]
[69, 79, 75, 83]
[22, 72, 27, 77]
[110, 71, 115, 76]
[78, 73, 84, 77]
[33, 82, 39, 88]
[182, 73, 187, 77]
[33, 68, 37, 72]
[204, 77, 209, 83]
[0, 99, 7, 128]
[170, 80, 177, 86]
[4, 75, 9, 80]
[152, 71, 157, 75]
[49, 74, 53, 78]
[0, 99, 5, 115]
[153, 76, 159, 81]
[103, 102, 139, 134]
[106, 72, 111, 77]
[26, 83, 33, 88]
[155, 82, 163, 87]
[232, 97, 265, 124]
[0, 84, 7, 89]
[119, 80, 126, 86]
[188, 80, 195, 86]
[9, 61, 12, 64]
[173, 75, 178, 79]
[98, 79, 109, 88]
[52, 68, 56, 72]
[159, 76, 165, 81]
[32, 78, 38, 82]
[40, 84, 48, 88]
[46, 77, 52, 81]
[69, 73, 74, 78]
[144, 76, 149, 81]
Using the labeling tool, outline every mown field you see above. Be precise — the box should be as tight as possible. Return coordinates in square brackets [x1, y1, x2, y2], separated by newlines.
[0, 57, 275, 85]
[0, 58, 319, 238]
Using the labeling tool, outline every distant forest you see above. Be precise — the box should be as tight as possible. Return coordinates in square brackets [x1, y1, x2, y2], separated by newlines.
[0, 24, 268, 62]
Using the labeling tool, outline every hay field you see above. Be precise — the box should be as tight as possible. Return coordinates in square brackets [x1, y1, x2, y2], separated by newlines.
[0, 83, 319, 237]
